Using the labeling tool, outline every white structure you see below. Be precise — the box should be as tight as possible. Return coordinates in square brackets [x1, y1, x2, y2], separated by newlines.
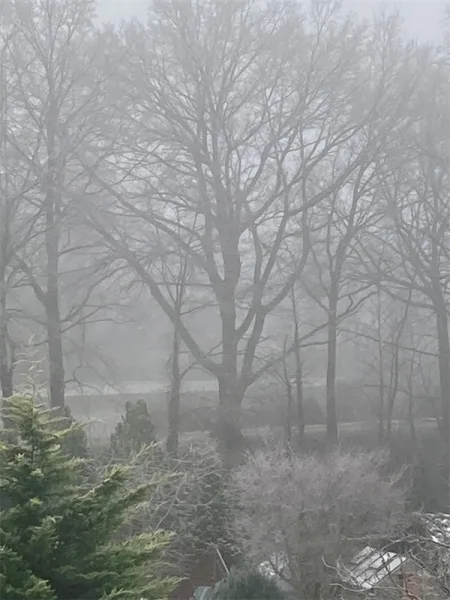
[337, 546, 407, 590]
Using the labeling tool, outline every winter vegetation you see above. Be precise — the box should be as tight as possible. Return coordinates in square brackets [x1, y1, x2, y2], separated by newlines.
[231, 446, 407, 599]
[0, 396, 177, 600]
[1, 0, 450, 598]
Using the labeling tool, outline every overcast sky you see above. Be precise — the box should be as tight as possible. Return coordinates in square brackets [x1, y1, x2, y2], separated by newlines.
[97, 0, 446, 43]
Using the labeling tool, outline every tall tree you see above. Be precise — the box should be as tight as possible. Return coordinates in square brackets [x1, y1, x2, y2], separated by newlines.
[301, 162, 378, 444]
[158, 226, 197, 456]
[358, 58, 450, 499]
[0, 9, 18, 399]
[353, 287, 413, 442]
[3, 0, 115, 407]
[0, 5, 38, 398]
[84, 0, 409, 463]
[297, 13, 432, 445]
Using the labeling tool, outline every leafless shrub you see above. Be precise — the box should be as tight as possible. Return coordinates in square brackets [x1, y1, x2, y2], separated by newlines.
[89, 438, 233, 575]
[230, 445, 407, 599]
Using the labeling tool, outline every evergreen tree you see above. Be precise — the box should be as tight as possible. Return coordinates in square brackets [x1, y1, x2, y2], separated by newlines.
[0, 395, 177, 600]
[111, 399, 156, 458]
[211, 568, 285, 600]
[58, 405, 89, 459]
[182, 454, 236, 557]
[0, 546, 55, 600]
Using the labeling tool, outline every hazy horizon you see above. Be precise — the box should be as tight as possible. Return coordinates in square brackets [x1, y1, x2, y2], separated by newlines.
[97, 0, 446, 43]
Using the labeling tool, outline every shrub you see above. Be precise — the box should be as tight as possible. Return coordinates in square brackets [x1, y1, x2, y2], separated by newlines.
[110, 398, 156, 458]
[118, 440, 239, 574]
[58, 405, 89, 458]
[211, 568, 285, 600]
[231, 445, 407, 599]
[0, 395, 177, 600]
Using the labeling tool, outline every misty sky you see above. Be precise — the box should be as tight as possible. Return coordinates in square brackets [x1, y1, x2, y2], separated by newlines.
[97, 0, 446, 43]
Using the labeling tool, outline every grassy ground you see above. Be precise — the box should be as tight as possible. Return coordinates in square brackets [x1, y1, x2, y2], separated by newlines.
[71, 391, 443, 512]
[66, 386, 437, 447]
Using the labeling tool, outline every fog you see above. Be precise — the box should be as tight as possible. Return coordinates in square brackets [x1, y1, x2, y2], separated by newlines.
[0, 0, 449, 472]
[3, 4, 450, 599]
[97, 0, 446, 42]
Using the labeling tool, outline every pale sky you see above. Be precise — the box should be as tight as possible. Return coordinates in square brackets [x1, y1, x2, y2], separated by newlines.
[97, 0, 446, 43]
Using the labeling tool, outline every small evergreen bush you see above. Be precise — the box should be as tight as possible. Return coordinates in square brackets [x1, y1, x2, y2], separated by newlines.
[0, 395, 177, 600]
[211, 568, 285, 600]
[58, 405, 89, 458]
[111, 399, 156, 458]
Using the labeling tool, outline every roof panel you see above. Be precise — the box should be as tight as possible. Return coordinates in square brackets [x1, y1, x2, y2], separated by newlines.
[340, 547, 407, 590]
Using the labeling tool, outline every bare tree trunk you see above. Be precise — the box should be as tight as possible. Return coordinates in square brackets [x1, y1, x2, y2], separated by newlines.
[166, 325, 181, 455]
[326, 287, 339, 447]
[385, 352, 401, 444]
[0, 327, 13, 398]
[295, 358, 304, 448]
[282, 336, 293, 445]
[0, 53, 13, 400]
[46, 284, 64, 409]
[0, 301, 15, 438]
[435, 297, 450, 505]
[45, 97, 64, 410]
[375, 289, 385, 443]
[216, 285, 244, 465]
[386, 294, 411, 443]
[0, 275, 13, 398]
[406, 355, 417, 450]
[292, 293, 304, 448]
[436, 303, 450, 447]
[217, 376, 243, 468]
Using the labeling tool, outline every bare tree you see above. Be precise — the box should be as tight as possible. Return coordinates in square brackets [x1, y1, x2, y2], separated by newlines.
[296, 12, 433, 446]
[231, 445, 406, 600]
[2, 0, 117, 407]
[300, 164, 378, 445]
[0, 6, 39, 398]
[0, 10, 18, 398]
[81, 0, 418, 464]
[372, 289, 406, 444]
[158, 223, 198, 455]
[343, 286, 441, 439]
[266, 288, 306, 448]
[357, 57, 450, 497]
[356, 287, 413, 443]
[266, 335, 295, 446]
